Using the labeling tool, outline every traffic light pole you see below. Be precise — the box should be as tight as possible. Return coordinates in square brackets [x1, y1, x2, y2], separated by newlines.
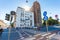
[8, 15, 11, 40]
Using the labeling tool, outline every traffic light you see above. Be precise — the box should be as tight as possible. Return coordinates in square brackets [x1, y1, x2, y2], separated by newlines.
[10, 11, 16, 15]
[5, 14, 10, 21]
[10, 15, 13, 21]
[10, 11, 16, 21]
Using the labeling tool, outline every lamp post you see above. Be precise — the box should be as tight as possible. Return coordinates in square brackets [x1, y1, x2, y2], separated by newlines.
[8, 11, 16, 40]
[8, 15, 11, 40]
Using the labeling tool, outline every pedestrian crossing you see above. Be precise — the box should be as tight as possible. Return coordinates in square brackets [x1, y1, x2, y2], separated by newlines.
[33, 30, 60, 40]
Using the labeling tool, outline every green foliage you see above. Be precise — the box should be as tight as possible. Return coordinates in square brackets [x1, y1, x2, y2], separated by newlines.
[42, 20, 46, 26]
[43, 17, 59, 26]
[11, 23, 14, 28]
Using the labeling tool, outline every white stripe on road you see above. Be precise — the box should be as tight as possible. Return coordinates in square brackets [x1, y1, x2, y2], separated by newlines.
[42, 33, 51, 36]
[39, 37, 44, 39]
[24, 37, 35, 40]
[16, 30, 24, 39]
[46, 33, 56, 38]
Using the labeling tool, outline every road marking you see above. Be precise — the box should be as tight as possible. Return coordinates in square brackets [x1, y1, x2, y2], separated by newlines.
[16, 30, 24, 39]
[42, 33, 51, 36]
[24, 37, 35, 40]
[34, 34, 41, 37]
[39, 37, 44, 39]
[46, 33, 56, 38]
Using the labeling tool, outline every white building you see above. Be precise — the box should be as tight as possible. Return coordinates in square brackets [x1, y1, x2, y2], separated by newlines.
[16, 7, 34, 27]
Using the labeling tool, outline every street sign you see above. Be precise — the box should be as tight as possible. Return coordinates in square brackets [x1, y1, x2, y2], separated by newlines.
[43, 16, 48, 20]
[43, 11, 48, 20]
[43, 11, 47, 16]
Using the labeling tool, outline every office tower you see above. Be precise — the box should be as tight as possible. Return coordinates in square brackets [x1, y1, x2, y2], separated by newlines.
[30, 1, 42, 28]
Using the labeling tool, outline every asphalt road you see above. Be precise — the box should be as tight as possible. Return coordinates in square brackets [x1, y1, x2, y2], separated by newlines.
[0, 26, 60, 40]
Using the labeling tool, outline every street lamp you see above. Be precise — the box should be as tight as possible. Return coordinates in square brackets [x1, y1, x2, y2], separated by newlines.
[6, 11, 16, 40]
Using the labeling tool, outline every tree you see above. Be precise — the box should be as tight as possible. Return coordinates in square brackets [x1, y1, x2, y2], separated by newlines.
[43, 17, 59, 26]
[48, 17, 58, 25]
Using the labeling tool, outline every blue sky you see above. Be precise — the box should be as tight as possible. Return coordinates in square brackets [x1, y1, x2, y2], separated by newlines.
[0, 0, 60, 24]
